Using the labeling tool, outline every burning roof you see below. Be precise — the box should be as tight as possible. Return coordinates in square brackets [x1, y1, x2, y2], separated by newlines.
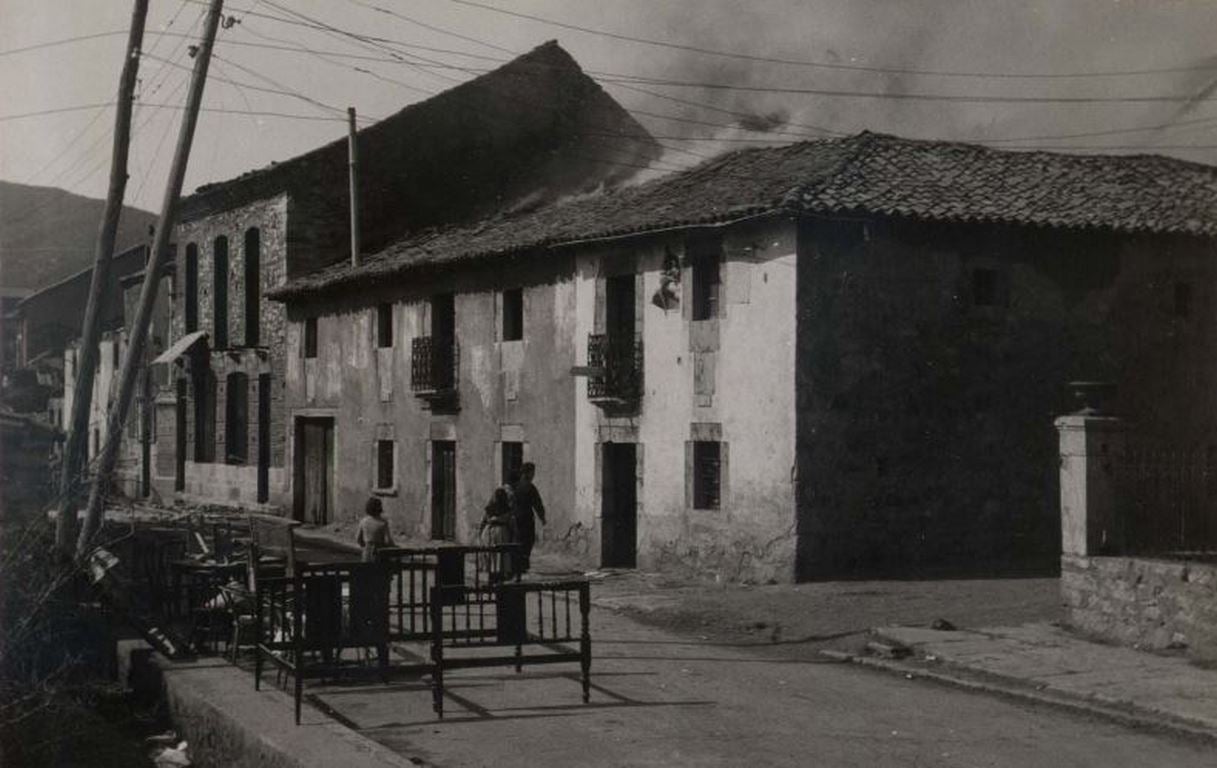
[272, 131, 1217, 301]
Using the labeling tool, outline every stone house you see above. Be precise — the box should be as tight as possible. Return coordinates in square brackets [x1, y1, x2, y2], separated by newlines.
[147, 42, 659, 510]
[63, 251, 174, 500]
[271, 132, 1217, 582]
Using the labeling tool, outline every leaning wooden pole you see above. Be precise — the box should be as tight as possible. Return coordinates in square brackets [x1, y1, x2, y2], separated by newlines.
[77, 0, 225, 556]
[55, 0, 151, 554]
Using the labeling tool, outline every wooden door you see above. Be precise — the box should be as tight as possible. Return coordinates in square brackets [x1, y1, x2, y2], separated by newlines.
[298, 418, 333, 525]
[174, 379, 187, 492]
[601, 443, 637, 567]
[431, 440, 456, 540]
[256, 374, 271, 503]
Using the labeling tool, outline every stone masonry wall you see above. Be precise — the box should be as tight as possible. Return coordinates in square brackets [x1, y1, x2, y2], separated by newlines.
[171, 195, 290, 507]
[1062, 553, 1217, 660]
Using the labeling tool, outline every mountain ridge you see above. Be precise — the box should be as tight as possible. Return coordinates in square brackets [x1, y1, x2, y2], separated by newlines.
[0, 181, 157, 291]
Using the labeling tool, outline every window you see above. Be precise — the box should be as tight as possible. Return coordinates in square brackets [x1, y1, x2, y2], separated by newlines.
[225, 372, 248, 465]
[377, 303, 393, 348]
[1174, 281, 1192, 319]
[194, 369, 216, 463]
[213, 236, 229, 348]
[690, 242, 721, 321]
[972, 268, 999, 307]
[303, 317, 318, 358]
[692, 440, 721, 510]
[501, 440, 524, 484]
[185, 243, 198, 333]
[376, 439, 395, 490]
[244, 228, 261, 346]
[502, 288, 523, 341]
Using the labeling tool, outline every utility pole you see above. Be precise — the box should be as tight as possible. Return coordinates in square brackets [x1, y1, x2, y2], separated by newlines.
[77, 0, 225, 556]
[348, 106, 361, 266]
[55, 0, 150, 554]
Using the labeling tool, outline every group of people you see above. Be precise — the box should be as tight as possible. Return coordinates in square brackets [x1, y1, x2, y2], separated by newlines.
[479, 462, 546, 579]
[356, 462, 547, 580]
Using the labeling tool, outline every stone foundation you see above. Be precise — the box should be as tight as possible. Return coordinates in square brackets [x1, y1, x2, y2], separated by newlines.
[1062, 553, 1217, 659]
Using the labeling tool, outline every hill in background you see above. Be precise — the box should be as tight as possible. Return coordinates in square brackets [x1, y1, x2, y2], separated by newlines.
[0, 181, 157, 291]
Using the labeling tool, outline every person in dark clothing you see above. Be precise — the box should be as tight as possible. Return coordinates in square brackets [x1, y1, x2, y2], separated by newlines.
[512, 462, 546, 574]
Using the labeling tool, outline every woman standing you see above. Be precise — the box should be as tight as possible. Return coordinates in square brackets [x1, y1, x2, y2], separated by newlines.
[479, 485, 516, 582]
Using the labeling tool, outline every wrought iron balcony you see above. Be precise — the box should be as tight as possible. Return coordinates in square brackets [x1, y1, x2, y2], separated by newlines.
[411, 336, 459, 406]
[586, 333, 643, 406]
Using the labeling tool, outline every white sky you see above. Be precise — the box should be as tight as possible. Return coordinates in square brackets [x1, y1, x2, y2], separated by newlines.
[3, 0, 1217, 213]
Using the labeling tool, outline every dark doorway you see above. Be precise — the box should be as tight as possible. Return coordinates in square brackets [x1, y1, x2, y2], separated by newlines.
[605, 274, 635, 339]
[295, 418, 333, 525]
[601, 442, 637, 568]
[256, 374, 271, 503]
[431, 440, 457, 540]
[174, 379, 187, 492]
[431, 293, 455, 343]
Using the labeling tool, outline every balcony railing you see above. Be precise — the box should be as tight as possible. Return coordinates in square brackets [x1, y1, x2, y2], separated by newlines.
[587, 333, 643, 405]
[411, 336, 459, 403]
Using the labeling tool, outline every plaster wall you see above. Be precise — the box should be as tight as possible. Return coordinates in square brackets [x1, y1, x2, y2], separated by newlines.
[572, 217, 799, 582]
[283, 257, 578, 540]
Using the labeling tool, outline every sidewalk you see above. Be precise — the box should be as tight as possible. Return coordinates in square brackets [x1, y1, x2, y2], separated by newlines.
[847, 623, 1217, 740]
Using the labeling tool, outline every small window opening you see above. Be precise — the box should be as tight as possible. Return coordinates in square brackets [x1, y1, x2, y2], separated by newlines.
[377, 303, 393, 348]
[502, 288, 523, 341]
[692, 440, 722, 510]
[376, 439, 395, 489]
[303, 317, 318, 358]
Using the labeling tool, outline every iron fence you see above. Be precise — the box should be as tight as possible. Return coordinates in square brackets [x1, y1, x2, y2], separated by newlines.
[1114, 441, 1217, 557]
[411, 336, 459, 393]
[587, 333, 643, 402]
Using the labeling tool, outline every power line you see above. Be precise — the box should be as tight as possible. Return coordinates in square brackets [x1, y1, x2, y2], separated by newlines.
[235, 21, 438, 96]
[20, 105, 111, 184]
[444, 0, 1217, 81]
[346, 0, 514, 55]
[258, 0, 467, 88]
[0, 31, 127, 57]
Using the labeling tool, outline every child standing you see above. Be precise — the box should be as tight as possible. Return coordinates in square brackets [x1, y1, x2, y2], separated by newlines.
[357, 497, 396, 562]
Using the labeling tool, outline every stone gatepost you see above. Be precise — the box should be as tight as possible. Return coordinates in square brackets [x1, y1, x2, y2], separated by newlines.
[1055, 383, 1126, 557]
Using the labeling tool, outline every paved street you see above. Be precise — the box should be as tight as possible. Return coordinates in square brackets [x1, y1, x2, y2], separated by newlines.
[305, 595, 1215, 768]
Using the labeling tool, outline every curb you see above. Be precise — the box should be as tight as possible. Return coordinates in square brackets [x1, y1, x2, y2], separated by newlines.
[119, 639, 430, 768]
[818, 649, 1217, 746]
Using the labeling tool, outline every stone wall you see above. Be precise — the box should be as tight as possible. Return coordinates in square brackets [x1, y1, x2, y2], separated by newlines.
[171, 195, 290, 508]
[1062, 553, 1217, 659]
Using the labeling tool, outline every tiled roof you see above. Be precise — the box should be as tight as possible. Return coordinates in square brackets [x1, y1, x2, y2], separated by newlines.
[271, 132, 1217, 300]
